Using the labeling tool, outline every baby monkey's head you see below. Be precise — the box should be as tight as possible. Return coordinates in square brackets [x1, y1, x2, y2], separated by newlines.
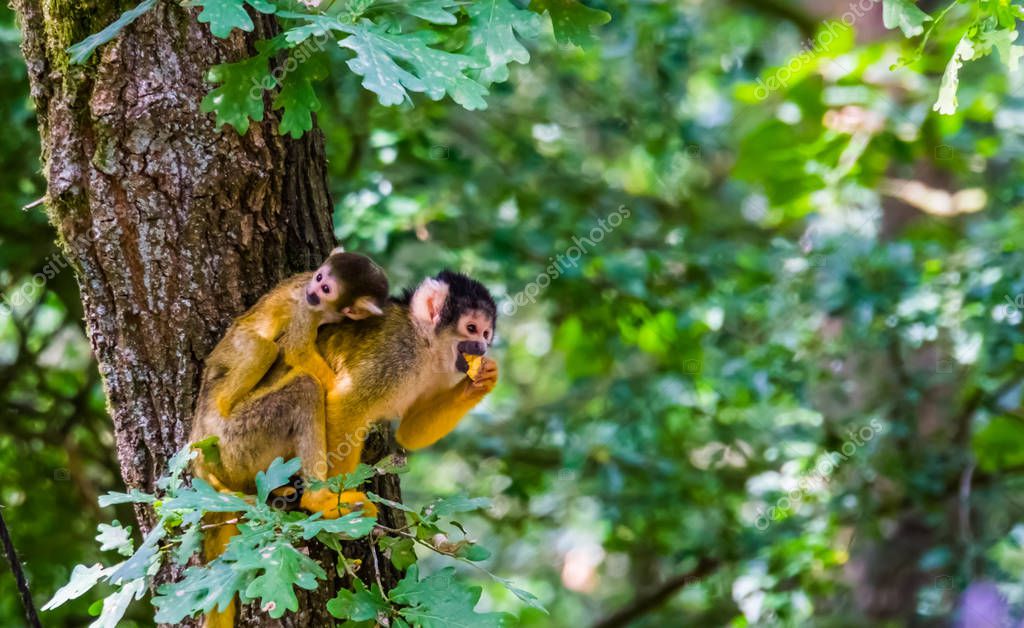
[306, 248, 389, 321]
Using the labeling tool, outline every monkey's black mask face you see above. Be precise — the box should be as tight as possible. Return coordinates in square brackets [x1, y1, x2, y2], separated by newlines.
[306, 292, 320, 306]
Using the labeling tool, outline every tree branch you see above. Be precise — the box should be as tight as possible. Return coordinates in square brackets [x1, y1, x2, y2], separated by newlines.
[0, 508, 41, 628]
[591, 558, 719, 628]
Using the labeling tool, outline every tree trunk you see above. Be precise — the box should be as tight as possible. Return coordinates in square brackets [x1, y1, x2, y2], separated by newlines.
[13, 2, 400, 625]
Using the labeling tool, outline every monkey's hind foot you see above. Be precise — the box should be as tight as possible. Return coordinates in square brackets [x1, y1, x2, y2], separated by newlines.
[266, 476, 304, 511]
[300, 488, 378, 519]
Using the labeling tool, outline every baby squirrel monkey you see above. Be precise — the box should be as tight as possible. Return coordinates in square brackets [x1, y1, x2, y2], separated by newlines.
[205, 248, 389, 418]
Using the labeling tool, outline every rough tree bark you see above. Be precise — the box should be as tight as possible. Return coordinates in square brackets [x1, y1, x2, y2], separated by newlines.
[14, 1, 400, 625]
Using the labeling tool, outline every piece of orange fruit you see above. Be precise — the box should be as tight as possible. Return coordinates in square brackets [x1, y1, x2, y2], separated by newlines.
[463, 353, 483, 381]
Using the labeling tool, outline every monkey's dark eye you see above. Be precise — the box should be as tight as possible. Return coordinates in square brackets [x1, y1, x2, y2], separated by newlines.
[467, 323, 478, 334]
[316, 273, 322, 282]
[321, 284, 330, 294]
[484, 330, 490, 340]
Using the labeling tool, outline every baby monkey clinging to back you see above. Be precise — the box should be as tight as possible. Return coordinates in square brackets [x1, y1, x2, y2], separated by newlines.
[205, 248, 389, 417]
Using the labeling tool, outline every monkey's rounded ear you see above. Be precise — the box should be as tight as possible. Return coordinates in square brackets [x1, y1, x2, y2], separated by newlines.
[410, 278, 449, 326]
[331, 245, 346, 255]
[344, 296, 385, 320]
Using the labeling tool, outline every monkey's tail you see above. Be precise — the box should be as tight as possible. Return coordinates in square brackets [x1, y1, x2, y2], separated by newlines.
[201, 511, 239, 628]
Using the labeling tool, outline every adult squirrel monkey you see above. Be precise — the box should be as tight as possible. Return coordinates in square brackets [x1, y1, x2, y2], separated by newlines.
[204, 248, 388, 418]
[309, 270, 499, 514]
[191, 270, 497, 628]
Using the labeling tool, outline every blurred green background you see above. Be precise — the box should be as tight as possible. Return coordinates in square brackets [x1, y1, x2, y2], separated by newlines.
[5, 0, 1024, 625]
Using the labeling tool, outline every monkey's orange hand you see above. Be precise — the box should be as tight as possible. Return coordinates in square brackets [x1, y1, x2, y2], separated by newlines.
[300, 488, 378, 519]
[464, 357, 498, 397]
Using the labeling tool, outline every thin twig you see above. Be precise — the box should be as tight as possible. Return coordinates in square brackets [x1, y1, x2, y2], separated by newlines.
[372, 522, 415, 536]
[369, 539, 386, 593]
[337, 551, 359, 579]
[200, 517, 239, 530]
[385, 527, 503, 582]
[21, 196, 45, 211]
[0, 507, 42, 628]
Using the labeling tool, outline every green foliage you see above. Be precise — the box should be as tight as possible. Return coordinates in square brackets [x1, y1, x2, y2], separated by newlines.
[312, 0, 1024, 624]
[529, 0, 611, 47]
[39, 450, 532, 626]
[379, 537, 418, 570]
[42, 452, 357, 624]
[194, 0, 277, 39]
[883, 0, 1024, 113]
[191, 435, 222, 467]
[465, 0, 542, 84]
[399, 1, 461, 25]
[65, 0, 158, 63]
[339, 23, 488, 109]
[13, 0, 1024, 626]
[326, 578, 390, 622]
[388, 565, 509, 627]
[238, 543, 325, 619]
[882, 0, 932, 38]
[274, 50, 329, 138]
[328, 565, 511, 626]
[70, 0, 610, 136]
[95, 522, 133, 557]
[199, 38, 282, 134]
[364, 491, 546, 612]
[973, 417, 1024, 472]
[254, 455, 302, 503]
[309, 459, 376, 493]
